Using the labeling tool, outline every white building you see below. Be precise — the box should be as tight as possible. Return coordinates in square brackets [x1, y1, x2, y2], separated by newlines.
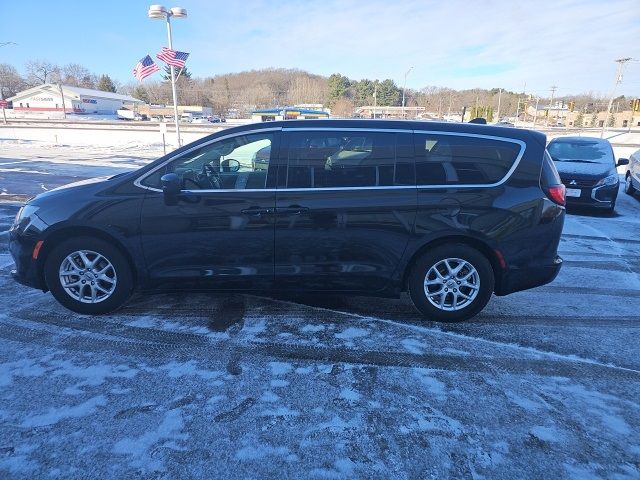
[7, 84, 144, 115]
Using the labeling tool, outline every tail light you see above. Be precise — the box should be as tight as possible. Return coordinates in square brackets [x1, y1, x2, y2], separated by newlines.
[546, 184, 566, 206]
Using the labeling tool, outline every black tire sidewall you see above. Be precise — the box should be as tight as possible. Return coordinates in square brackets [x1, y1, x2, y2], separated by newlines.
[408, 244, 494, 322]
[625, 175, 636, 195]
[44, 236, 133, 315]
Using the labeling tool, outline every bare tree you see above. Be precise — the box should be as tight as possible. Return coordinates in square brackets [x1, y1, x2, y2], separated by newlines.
[0, 63, 26, 99]
[25, 59, 60, 85]
[331, 98, 354, 117]
[62, 63, 97, 88]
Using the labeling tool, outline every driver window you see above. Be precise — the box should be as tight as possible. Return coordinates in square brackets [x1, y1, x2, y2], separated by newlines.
[143, 133, 274, 190]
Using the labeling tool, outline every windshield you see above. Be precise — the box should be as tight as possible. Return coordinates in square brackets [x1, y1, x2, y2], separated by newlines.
[547, 140, 613, 164]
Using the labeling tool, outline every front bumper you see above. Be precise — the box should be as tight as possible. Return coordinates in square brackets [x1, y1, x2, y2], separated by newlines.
[9, 229, 46, 290]
[564, 182, 619, 208]
[495, 255, 563, 296]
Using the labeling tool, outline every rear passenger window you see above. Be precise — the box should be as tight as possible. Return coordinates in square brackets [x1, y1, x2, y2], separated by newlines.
[414, 133, 522, 185]
[285, 131, 414, 188]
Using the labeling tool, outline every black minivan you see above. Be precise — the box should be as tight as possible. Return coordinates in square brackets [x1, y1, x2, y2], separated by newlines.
[9, 120, 565, 322]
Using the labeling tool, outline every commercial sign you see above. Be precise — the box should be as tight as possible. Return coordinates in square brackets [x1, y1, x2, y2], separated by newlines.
[31, 97, 54, 102]
[82, 98, 98, 104]
[0, 100, 8, 108]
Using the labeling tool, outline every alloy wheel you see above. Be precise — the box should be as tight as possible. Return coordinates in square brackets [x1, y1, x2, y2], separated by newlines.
[58, 250, 117, 304]
[423, 258, 480, 311]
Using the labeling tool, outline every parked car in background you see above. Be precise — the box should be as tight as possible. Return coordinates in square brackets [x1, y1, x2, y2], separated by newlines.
[547, 136, 628, 213]
[624, 149, 640, 197]
[9, 120, 565, 322]
[495, 121, 515, 127]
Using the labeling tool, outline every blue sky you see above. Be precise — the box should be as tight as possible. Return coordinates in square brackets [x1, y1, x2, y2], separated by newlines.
[2, 0, 639, 96]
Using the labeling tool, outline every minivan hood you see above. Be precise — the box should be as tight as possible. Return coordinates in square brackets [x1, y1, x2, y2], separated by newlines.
[27, 173, 127, 205]
[553, 161, 614, 179]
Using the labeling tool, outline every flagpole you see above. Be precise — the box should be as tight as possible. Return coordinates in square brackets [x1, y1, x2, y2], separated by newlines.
[165, 15, 181, 147]
[175, 66, 185, 82]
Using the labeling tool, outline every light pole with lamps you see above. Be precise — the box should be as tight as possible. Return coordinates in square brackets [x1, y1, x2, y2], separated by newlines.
[148, 4, 187, 147]
[402, 66, 413, 119]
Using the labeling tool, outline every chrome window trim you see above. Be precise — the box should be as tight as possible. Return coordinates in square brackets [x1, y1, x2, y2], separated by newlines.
[132, 127, 282, 192]
[283, 126, 414, 134]
[133, 126, 526, 193]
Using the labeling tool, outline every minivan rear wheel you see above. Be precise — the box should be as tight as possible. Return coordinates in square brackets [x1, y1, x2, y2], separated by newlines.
[44, 236, 133, 315]
[408, 244, 494, 322]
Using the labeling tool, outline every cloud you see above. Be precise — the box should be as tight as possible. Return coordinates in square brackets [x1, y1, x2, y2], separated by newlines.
[182, 0, 639, 94]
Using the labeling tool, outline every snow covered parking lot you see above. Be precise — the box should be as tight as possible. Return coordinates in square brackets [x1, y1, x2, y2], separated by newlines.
[1, 138, 640, 478]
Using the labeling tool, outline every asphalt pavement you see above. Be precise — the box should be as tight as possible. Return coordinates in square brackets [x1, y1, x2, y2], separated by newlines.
[1, 154, 639, 479]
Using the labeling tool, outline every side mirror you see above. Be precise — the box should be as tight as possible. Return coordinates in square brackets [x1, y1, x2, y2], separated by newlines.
[617, 158, 629, 166]
[220, 159, 240, 172]
[161, 173, 181, 196]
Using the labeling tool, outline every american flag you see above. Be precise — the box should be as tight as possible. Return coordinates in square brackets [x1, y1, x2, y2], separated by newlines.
[156, 47, 190, 68]
[133, 55, 160, 81]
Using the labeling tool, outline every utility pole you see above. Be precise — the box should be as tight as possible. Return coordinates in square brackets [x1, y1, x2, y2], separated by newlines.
[447, 91, 452, 118]
[496, 88, 502, 122]
[58, 83, 67, 120]
[547, 86, 557, 127]
[533, 97, 540, 126]
[402, 66, 413, 119]
[373, 84, 377, 118]
[601, 57, 633, 138]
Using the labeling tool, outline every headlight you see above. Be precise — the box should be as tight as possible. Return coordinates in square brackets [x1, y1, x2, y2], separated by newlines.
[595, 174, 619, 187]
[14, 204, 39, 225]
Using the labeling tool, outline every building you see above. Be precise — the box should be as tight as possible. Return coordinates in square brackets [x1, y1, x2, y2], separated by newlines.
[356, 106, 426, 119]
[566, 109, 639, 128]
[126, 104, 214, 119]
[525, 102, 569, 122]
[7, 84, 144, 115]
[252, 107, 329, 122]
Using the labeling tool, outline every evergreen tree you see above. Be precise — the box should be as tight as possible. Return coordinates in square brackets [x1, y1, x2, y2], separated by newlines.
[96, 74, 116, 93]
[354, 79, 375, 107]
[133, 85, 150, 103]
[376, 79, 401, 106]
[162, 65, 192, 81]
[327, 73, 350, 106]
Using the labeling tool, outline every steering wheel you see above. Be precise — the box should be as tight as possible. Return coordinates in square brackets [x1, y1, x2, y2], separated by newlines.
[201, 163, 222, 189]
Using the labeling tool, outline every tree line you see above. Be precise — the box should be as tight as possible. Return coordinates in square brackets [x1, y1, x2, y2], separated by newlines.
[0, 59, 629, 119]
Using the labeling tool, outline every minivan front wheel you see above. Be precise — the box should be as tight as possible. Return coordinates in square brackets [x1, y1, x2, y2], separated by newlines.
[408, 245, 494, 322]
[44, 237, 133, 315]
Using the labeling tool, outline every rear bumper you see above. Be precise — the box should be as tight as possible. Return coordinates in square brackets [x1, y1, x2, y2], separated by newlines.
[495, 255, 562, 296]
[8, 230, 45, 290]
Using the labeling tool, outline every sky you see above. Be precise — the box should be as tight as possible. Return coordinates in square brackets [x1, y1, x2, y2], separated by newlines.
[1, 0, 639, 97]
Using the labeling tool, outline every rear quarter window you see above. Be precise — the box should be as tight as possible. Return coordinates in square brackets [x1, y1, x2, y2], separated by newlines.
[540, 150, 562, 187]
[414, 133, 522, 185]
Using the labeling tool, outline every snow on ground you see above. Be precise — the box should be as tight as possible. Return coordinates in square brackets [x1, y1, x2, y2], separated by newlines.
[0, 138, 639, 478]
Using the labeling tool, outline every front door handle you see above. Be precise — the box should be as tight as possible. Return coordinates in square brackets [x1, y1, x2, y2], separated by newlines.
[277, 206, 309, 215]
[241, 207, 273, 217]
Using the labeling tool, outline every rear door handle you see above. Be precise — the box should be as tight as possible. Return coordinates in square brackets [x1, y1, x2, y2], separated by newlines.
[241, 207, 273, 217]
[277, 206, 309, 215]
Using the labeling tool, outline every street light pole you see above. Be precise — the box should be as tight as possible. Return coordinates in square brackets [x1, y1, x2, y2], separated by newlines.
[149, 5, 187, 147]
[601, 57, 633, 138]
[165, 15, 181, 147]
[402, 66, 413, 119]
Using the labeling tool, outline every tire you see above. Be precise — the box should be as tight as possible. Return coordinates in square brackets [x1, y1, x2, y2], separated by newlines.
[408, 244, 494, 323]
[625, 174, 636, 196]
[44, 236, 133, 315]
